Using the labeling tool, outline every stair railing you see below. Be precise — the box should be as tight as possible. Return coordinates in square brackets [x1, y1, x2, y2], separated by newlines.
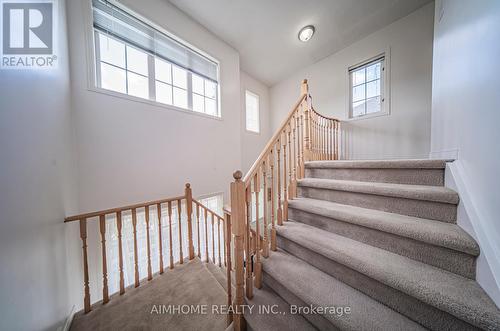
[65, 183, 228, 314]
[228, 79, 340, 330]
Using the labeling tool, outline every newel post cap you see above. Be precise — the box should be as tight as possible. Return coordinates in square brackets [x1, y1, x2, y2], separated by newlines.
[233, 170, 243, 181]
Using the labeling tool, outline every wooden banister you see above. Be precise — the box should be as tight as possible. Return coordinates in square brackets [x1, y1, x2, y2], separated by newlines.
[228, 79, 341, 330]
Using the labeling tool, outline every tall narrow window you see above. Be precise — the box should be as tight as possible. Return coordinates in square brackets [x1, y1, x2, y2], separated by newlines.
[92, 0, 220, 117]
[349, 56, 386, 118]
[245, 90, 260, 133]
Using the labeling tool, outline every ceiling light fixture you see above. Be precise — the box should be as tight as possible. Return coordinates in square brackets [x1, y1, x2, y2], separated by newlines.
[298, 25, 315, 42]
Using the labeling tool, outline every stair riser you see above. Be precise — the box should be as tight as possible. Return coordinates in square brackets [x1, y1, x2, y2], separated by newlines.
[298, 186, 457, 222]
[288, 208, 476, 278]
[262, 272, 339, 331]
[305, 168, 444, 186]
[277, 236, 480, 331]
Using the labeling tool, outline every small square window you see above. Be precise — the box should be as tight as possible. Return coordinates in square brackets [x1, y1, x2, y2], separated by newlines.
[245, 90, 260, 133]
[349, 57, 386, 118]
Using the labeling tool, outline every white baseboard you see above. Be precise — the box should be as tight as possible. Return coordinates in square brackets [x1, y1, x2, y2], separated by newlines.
[445, 162, 500, 307]
[58, 305, 76, 331]
[429, 148, 459, 160]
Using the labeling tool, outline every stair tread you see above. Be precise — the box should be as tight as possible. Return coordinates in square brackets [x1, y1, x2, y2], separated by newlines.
[244, 285, 316, 331]
[263, 250, 427, 331]
[288, 198, 479, 255]
[298, 178, 459, 204]
[277, 221, 500, 330]
[305, 159, 449, 169]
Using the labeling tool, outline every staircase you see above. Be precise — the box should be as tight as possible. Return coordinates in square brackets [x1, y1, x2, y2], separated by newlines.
[243, 159, 500, 330]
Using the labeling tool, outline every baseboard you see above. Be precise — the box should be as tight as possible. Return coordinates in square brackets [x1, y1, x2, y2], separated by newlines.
[445, 162, 500, 307]
[430, 148, 459, 160]
[58, 305, 76, 331]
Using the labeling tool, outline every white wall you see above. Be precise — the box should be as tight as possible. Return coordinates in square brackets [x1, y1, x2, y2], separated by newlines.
[240, 71, 271, 172]
[67, 0, 242, 212]
[431, 0, 500, 306]
[270, 3, 434, 160]
[0, 1, 81, 330]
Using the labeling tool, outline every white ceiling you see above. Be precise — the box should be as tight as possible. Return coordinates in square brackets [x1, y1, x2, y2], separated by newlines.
[168, 0, 432, 86]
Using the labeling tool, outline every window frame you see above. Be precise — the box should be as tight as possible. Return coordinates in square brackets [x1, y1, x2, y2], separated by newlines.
[84, 0, 222, 121]
[346, 50, 390, 121]
[245, 90, 260, 134]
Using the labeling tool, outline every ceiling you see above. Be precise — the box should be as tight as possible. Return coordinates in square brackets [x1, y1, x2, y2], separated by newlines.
[168, 0, 432, 86]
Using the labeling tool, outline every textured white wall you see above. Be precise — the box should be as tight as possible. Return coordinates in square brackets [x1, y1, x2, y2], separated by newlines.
[240, 71, 271, 173]
[270, 3, 434, 160]
[431, 0, 500, 305]
[0, 0, 81, 330]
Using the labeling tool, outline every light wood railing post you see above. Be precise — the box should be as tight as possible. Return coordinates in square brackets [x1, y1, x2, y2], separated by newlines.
[80, 219, 91, 313]
[132, 208, 140, 287]
[282, 130, 289, 222]
[177, 199, 184, 264]
[230, 171, 246, 331]
[254, 170, 262, 289]
[117, 212, 125, 294]
[262, 159, 269, 258]
[185, 183, 195, 260]
[245, 186, 253, 299]
[157, 204, 164, 274]
[224, 209, 233, 326]
[196, 204, 201, 258]
[99, 215, 109, 304]
[204, 208, 209, 262]
[270, 149, 277, 251]
[276, 139, 283, 226]
[168, 201, 174, 269]
[145, 206, 153, 281]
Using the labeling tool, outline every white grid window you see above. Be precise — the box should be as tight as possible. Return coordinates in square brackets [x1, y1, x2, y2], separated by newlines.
[349, 57, 385, 118]
[92, 0, 220, 118]
[245, 90, 260, 133]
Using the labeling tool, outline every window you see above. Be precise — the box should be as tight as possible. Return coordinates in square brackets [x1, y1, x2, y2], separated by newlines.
[92, 0, 220, 117]
[245, 90, 260, 133]
[349, 56, 386, 118]
[199, 193, 224, 216]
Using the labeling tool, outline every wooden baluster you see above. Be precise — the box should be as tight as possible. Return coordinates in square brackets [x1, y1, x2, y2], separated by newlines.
[223, 217, 227, 267]
[116, 212, 125, 294]
[157, 204, 164, 274]
[254, 170, 262, 289]
[80, 219, 91, 313]
[276, 138, 283, 226]
[329, 120, 334, 160]
[303, 102, 311, 162]
[132, 208, 140, 287]
[185, 184, 195, 260]
[230, 171, 246, 331]
[204, 208, 209, 262]
[145, 206, 153, 281]
[245, 186, 253, 299]
[196, 203, 201, 258]
[99, 215, 109, 304]
[288, 123, 293, 199]
[168, 201, 174, 269]
[211, 212, 215, 264]
[217, 217, 221, 267]
[224, 211, 233, 326]
[295, 113, 300, 180]
[282, 130, 288, 222]
[262, 159, 269, 258]
[177, 199, 183, 264]
[270, 149, 277, 251]
[299, 109, 304, 178]
[336, 120, 340, 160]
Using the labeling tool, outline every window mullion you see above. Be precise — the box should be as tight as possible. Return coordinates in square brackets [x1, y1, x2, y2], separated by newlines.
[187, 71, 193, 111]
[148, 55, 155, 101]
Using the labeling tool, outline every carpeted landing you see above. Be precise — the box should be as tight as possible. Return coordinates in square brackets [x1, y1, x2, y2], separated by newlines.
[70, 258, 227, 331]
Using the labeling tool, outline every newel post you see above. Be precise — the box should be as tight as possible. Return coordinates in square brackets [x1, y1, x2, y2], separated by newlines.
[230, 171, 246, 331]
[302, 79, 312, 163]
[185, 183, 195, 260]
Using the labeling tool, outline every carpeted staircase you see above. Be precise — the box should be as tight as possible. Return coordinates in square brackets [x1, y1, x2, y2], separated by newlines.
[244, 159, 500, 331]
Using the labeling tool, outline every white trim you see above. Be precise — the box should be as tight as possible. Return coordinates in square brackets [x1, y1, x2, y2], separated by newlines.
[429, 148, 459, 160]
[57, 305, 75, 331]
[345, 48, 391, 121]
[445, 162, 500, 306]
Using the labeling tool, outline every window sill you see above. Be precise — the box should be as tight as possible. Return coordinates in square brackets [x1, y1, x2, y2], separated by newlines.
[345, 110, 390, 122]
[87, 86, 223, 121]
[245, 129, 261, 135]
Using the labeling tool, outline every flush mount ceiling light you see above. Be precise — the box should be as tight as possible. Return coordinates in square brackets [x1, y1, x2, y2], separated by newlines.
[298, 25, 315, 42]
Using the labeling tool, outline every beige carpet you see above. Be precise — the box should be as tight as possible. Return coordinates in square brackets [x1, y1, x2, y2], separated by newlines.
[71, 258, 228, 331]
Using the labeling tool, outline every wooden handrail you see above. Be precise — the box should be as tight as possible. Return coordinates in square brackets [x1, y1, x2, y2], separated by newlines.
[65, 183, 230, 316]
[228, 79, 341, 331]
[65, 195, 185, 222]
[243, 92, 307, 184]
